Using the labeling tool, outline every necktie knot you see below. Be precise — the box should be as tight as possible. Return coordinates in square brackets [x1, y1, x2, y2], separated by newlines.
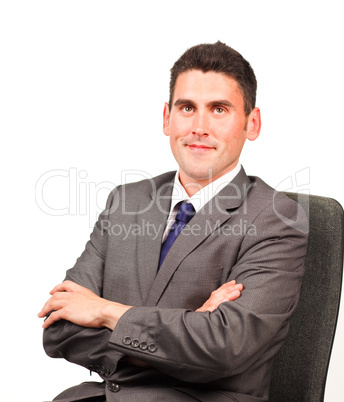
[175, 202, 195, 224]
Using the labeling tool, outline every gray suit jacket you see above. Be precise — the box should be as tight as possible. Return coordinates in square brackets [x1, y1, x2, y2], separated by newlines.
[43, 168, 308, 402]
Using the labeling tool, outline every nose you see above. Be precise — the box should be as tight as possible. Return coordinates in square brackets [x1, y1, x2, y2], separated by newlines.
[192, 111, 209, 136]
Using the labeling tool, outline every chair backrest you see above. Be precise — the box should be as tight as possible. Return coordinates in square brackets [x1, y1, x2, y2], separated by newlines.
[269, 193, 344, 401]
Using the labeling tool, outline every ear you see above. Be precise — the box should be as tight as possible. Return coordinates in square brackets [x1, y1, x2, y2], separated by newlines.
[163, 102, 170, 136]
[246, 107, 261, 141]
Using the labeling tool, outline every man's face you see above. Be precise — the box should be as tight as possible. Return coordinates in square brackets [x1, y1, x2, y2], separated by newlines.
[163, 69, 260, 192]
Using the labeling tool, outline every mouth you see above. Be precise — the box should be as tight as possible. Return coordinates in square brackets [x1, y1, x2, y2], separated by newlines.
[187, 144, 215, 152]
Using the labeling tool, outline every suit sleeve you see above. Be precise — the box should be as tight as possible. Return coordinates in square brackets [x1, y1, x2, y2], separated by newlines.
[108, 194, 309, 383]
[42, 188, 126, 377]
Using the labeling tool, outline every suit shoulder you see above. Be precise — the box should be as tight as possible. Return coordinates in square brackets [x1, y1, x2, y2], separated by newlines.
[248, 175, 309, 234]
[112, 171, 176, 196]
[102, 171, 175, 216]
[248, 175, 297, 207]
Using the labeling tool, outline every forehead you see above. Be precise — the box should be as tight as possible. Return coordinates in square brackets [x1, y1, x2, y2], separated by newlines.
[172, 69, 244, 105]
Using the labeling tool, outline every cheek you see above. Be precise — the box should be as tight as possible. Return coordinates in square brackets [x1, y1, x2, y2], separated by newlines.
[224, 133, 247, 154]
[170, 116, 191, 137]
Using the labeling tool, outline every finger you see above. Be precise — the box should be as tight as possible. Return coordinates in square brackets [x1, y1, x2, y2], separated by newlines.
[221, 283, 243, 294]
[196, 298, 218, 312]
[42, 310, 64, 329]
[38, 296, 55, 318]
[49, 282, 66, 295]
[216, 281, 235, 292]
[197, 302, 222, 313]
[49, 280, 80, 295]
[210, 283, 242, 300]
[195, 306, 208, 312]
[216, 286, 242, 302]
[222, 281, 241, 290]
[195, 286, 242, 312]
[196, 281, 243, 312]
[228, 284, 243, 293]
[226, 289, 241, 301]
[38, 291, 70, 318]
[38, 308, 47, 318]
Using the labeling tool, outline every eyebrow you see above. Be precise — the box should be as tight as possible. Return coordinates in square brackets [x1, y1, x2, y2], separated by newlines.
[173, 98, 235, 108]
[174, 99, 196, 107]
[208, 100, 234, 108]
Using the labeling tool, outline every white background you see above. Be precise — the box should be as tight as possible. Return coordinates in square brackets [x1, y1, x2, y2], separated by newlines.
[1, 1, 343, 401]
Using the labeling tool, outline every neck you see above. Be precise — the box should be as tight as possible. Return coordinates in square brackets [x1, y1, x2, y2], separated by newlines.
[179, 177, 213, 197]
[179, 164, 239, 197]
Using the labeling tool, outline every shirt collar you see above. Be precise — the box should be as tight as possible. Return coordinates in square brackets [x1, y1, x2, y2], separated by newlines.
[169, 163, 242, 213]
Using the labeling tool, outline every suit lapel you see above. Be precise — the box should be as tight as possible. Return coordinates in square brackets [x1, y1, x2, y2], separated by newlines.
[145, 168, 253, 306]
[136, 175, 174, 303]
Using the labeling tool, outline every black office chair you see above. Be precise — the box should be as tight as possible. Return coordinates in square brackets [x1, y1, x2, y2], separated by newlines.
[269, 193, 344, 401]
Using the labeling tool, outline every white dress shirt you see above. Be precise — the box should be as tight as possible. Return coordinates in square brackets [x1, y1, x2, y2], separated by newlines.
[162, 164, 242, 241]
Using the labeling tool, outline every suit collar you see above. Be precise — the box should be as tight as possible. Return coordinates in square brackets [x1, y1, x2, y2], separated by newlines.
[213, 166, 253, 211]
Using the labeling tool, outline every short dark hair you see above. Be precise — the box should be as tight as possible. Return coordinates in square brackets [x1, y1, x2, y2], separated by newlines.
[169, 41, 257, 116]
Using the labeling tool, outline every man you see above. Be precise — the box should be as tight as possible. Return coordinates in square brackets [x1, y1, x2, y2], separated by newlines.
[39, 41, 308, 401]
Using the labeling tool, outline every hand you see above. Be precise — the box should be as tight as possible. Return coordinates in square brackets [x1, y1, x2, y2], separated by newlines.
[195, 280, 243, 312]
[38, 280, 132, 330]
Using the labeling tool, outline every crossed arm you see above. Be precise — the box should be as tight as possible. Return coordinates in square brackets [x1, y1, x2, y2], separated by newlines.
[38, 279, 243, 330]
[39, 191, 308, 382]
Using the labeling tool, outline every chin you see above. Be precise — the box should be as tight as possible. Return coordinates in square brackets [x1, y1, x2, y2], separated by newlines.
[186, 170, 213, 182]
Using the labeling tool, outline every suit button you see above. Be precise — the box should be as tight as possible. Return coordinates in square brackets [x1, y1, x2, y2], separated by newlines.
[123, 336, 131, 345]
[148, 343, 157, 353]
[139, 342, 148, 350]
[132, 338, 140, 348]
[104, 368, 110, 377]
[93, 365, 100, 373]
[108, 382, 120, 392]
[99, 366, 105, 376]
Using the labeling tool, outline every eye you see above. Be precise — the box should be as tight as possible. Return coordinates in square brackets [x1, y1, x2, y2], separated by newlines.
[182, 106, 194, 113]
[214, 107, 225, 114]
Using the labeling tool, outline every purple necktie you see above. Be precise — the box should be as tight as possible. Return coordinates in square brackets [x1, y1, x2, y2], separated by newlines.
[159, 202, 196, 268]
